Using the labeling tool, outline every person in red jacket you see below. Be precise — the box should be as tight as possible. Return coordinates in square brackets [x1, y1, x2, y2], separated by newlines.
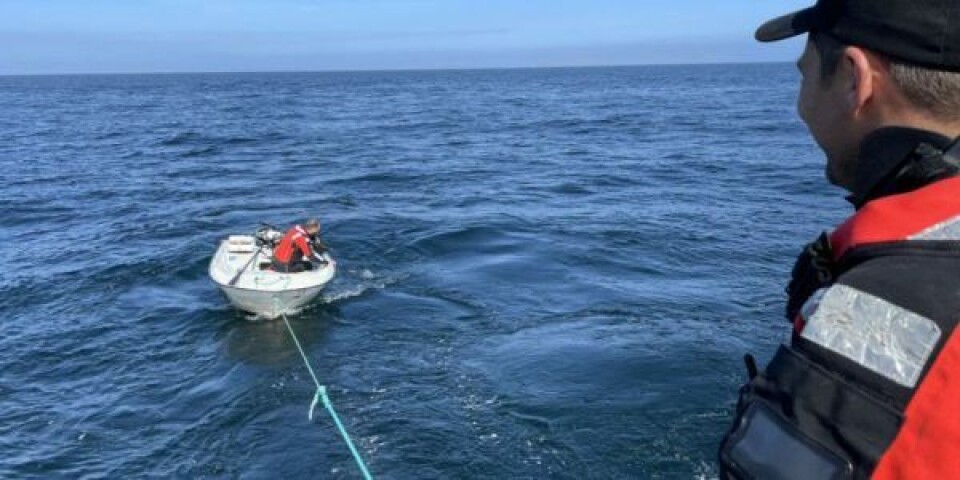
[271, 218, 328, 273]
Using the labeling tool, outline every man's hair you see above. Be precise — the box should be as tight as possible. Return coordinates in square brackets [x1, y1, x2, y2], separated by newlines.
[304, 218, 320, 229]
[889, 63, 960, 121]
[811, 31, 960, 122]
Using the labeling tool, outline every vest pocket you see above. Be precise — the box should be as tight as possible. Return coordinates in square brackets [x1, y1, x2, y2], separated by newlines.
[720, 401, 852, 480]
[766, 345, 904, 469]
[720, 344, 905, 478]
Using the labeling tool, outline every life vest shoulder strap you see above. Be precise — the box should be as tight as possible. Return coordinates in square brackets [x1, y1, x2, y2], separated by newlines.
[830, 176, 960, 260]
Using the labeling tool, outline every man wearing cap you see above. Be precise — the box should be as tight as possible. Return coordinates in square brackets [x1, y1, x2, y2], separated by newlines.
[272, 218, 328, 273]
[718, 1, 960, 478]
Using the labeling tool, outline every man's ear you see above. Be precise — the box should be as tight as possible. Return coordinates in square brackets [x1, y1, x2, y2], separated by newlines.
[844, 46, 877, 116]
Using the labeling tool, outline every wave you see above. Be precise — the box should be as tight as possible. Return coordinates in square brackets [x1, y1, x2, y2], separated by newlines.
[160, 131, 203, 146]
[406, 225, 516, 257]
[159, 132, 266, 147]
[321, 268, 403, 303]
[325, 171, 432, 185]
[180, 145, 220, 157]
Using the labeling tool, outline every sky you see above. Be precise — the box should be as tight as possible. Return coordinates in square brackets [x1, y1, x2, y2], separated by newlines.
[0, 0, 813, 75]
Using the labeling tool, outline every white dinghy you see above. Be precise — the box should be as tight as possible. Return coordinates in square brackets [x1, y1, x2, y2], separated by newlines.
[209, 225, 336, 318]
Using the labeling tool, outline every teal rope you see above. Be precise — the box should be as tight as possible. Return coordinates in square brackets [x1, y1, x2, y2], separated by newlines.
[317, 386, 374, 480]
[277, 296, 374, 480]
[280, 311, 323, 388]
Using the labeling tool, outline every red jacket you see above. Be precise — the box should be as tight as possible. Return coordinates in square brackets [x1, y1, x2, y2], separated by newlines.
[273, 225, 315, 264]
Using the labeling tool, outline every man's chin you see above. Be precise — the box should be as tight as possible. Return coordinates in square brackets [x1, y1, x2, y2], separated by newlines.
[825, 164, 838, 185]
[825, 161, 856, 191]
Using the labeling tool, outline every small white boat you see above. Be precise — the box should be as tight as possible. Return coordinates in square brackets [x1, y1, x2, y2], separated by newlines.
[209, 226, 336, 318]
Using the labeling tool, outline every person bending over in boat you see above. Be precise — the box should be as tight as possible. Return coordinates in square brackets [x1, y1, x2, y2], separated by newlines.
[271, 218, 328, 273]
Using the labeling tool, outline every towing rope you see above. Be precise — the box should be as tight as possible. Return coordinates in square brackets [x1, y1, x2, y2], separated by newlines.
[274, 295, 374, 480]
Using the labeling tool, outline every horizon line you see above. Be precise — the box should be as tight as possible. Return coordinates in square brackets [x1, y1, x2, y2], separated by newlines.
[0, 59, 792, 78]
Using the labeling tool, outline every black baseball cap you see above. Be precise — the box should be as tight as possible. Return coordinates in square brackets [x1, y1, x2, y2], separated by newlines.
[755, 0, 960, 71]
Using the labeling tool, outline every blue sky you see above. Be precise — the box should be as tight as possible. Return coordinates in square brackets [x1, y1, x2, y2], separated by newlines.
[0, 0, 812, 74]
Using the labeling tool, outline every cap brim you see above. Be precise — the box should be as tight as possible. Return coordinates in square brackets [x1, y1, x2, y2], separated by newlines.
[755, 7, 818, 42]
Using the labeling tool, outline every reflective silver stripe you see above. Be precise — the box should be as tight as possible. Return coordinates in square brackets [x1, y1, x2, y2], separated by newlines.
[909, 215, 960, 240]
[800, 284, 941, 387]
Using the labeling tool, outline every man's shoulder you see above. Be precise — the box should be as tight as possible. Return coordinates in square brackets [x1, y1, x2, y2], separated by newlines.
[836, 246, 960, 322]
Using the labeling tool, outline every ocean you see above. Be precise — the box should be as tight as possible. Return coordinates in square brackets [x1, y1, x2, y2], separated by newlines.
[1, 64, 851, 478]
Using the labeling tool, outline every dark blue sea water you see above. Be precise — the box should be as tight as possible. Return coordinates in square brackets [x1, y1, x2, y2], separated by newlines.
[1, 65, 851, 478]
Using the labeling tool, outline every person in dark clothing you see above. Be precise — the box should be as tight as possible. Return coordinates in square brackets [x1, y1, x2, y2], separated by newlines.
[718, 1, 960, 478]
[271, 218, 328, 273]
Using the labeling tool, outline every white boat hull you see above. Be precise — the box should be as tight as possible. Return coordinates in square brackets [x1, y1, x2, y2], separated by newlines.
[209, 234, 336, 318]
[217, 283, 327, 318]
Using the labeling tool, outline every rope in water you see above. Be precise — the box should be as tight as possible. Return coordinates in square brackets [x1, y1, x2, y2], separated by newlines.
[275, 294, 374, 480]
